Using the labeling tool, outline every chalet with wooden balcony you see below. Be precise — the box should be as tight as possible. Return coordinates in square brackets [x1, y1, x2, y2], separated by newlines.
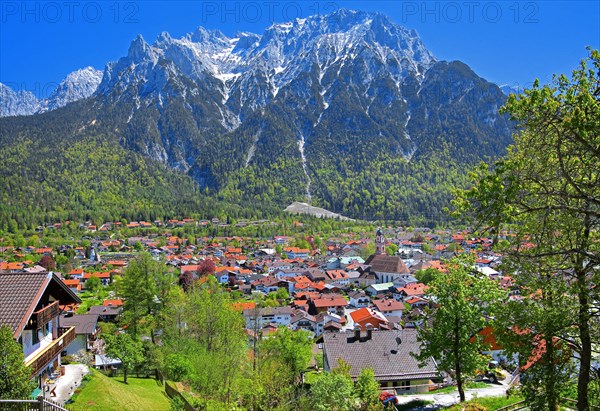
[0, 271, 81, 389]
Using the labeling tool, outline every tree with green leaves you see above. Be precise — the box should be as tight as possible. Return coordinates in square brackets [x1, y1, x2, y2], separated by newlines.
[0, 325, 35, 399]
[385, 243, 399, 256]
[308, 371, 355, 411]
[85, 275, 102, 294]
[260, 327, 313, 385]
[453, 49, 600, 411]
[119, 252, 174, 340]
[495, 272, 574, 411]
[104, 332, 143, 384]
[414, 267, 439, 285]
[183, 277, 246, 404]
[355, 368, 380, 411]
[415, 253, 504, 402]
[359, 242, 376, 260]
[242, 350, 297, 410]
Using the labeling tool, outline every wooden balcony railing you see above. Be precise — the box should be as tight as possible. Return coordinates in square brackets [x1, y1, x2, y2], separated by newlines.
[25, 327, 75, 377]
[29, 301, 60, 330]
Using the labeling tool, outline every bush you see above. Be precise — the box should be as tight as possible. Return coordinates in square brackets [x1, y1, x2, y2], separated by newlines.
[62, 355, 73, 364]
[170, 395, 185, 411]
[165, 354, 192, 382]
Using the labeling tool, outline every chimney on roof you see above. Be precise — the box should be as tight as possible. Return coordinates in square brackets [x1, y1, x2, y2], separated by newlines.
[353, 324, 361, 342]
[365, 323, 373, 340]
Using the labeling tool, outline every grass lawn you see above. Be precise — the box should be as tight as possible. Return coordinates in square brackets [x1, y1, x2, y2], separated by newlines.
[69, 371, 171, 411]
[444, 395, 524, 411]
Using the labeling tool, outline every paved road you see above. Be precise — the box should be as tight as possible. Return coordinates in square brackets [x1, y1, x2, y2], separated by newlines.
[395, 381, 510, 409]
[52, 364, 90, 405]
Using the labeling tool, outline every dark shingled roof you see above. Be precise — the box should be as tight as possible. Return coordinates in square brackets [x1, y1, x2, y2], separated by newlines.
[59, 314, 99, 335]
[88, 305, 122, 317]
[323, 329, 438, 381]
[242, 306, 294, 317]
[0, 271, 81, 338]
[0, 272, 49, 338]
[365, 254, 410, 274]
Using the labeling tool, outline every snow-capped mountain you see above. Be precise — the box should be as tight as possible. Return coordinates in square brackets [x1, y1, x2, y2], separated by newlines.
[0, 83, 41, 116]
[0, 67, 102, 117]
[43, 67, 103, 111]
[0, 9, 514, 221]
[499, 84, 523, 96]
[98, 10, 435, 114]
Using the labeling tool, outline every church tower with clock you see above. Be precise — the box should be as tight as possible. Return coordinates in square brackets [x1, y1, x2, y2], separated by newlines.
[375, 227, 385, 255]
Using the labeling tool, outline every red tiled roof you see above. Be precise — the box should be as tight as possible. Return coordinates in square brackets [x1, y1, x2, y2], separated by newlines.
[181, 265, 200, 273]
[103, 299, 123, 307]
[69, 268, 84, 275]
[107, 260, 127, 267]
[312, 295, 348, 308]
[397, 283, 429, 296]
[0, 262, 24, 271]
[284, 247, 310, 253]
[231, 301, 256, 311]
[84, 272, 111, 279]
[325, 270, 348, 280]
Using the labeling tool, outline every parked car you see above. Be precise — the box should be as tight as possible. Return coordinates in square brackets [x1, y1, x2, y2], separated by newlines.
[475, 360, 505, 384]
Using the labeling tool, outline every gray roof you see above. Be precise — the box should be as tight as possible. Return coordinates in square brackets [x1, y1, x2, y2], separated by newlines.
[60, 314, 99, 335]
[348, 291, 368, 299]
[95, 354, 121, 367]
[323, 329, 438, 381]
[367, 282, 394, 291]
[88, 305, 122, 316]
[243, 306, 294, 317]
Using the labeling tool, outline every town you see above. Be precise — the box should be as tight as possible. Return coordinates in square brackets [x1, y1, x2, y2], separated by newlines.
[0, 5, 598, 411]
[0, 216, 547, 410]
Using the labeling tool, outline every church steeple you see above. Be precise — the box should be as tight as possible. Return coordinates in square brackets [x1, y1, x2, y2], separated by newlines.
[375, 227, 385, 255]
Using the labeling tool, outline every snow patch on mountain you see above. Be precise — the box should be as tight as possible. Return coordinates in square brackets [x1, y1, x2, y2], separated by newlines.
[0, 84, 40, 116]
[0, 66, 102, 117]
[96, 9, 435, 115]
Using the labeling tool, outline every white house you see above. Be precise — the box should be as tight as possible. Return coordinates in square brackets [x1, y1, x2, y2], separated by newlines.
[365, 282, 394, 296]
[348, 291, 370, 308]
[243, 306, 293, 329]
[372, 298, 405, 318]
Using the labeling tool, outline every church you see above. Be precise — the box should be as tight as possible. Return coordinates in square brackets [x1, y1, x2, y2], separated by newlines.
[364, 228, 411, 284]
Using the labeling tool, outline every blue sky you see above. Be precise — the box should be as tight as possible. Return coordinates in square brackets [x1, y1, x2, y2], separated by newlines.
[1, 1, 598, 98]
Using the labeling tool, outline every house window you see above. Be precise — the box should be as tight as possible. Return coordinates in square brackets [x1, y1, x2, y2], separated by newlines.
[400, 380, 410, 391]
[32, 329, 40, 345]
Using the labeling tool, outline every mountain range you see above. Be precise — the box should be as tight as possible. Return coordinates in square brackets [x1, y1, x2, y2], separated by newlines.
[0, 67, 102, 116]
[0, 9, 513, 227]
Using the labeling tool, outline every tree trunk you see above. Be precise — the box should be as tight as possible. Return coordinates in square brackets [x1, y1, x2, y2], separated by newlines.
[545, 335, 557, 411]
[577, 309, 591, 411]
[454, 320, 465, 402]
[576, 270, 591, 411]
[576, 220, 591, 411]
[456, 364, 465, 402]
[124, 367, 128, 384]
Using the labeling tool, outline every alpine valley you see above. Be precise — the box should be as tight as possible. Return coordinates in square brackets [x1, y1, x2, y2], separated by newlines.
[0, 9, 513, 229]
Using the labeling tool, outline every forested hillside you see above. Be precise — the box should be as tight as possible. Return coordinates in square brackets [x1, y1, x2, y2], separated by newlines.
[0, 10, 513, 228]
